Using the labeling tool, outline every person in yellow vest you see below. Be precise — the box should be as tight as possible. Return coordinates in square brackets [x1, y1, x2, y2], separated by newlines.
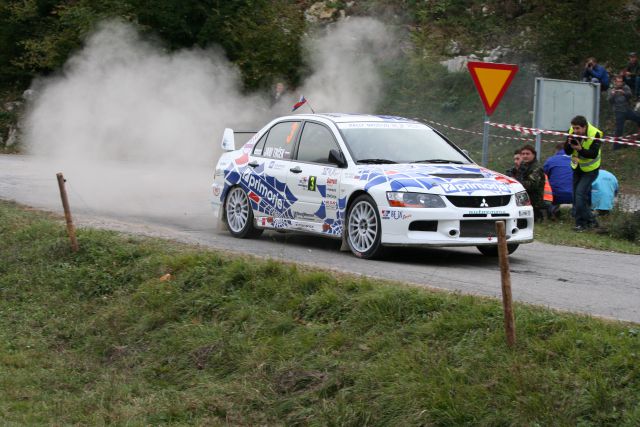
[564, 115, 603, 231]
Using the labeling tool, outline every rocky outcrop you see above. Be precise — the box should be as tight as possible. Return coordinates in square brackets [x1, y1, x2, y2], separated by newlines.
[439, 46, 511, 72]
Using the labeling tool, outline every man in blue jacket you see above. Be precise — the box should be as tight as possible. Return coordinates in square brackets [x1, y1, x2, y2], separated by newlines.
[581, 57, 610, 91]
[543, 143, 573, 219]
[592, 169, 619, 215]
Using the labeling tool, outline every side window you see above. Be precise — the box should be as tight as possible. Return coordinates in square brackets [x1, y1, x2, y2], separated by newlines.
[262, 121, 300, 159]
[296, 122, 340, 164]
[252, 133, 268, 156]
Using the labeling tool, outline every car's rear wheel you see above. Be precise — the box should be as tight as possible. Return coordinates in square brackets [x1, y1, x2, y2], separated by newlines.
[346, 194, 385, 259]
[476, 243, 519, 256]
[225, 186, 263, 239]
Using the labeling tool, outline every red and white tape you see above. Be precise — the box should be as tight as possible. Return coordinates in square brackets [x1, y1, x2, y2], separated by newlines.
[415, 118, 543, 143]
[486, 122, 640, 148]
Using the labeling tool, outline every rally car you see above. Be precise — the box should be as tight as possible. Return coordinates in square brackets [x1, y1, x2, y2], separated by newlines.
[211, 114, 533, 259]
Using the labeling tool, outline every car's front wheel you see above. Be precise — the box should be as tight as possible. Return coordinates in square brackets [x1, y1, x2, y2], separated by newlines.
[476, 243, 519, 256]
[224, 186, 263, 239]
[346, 194, 385, 259]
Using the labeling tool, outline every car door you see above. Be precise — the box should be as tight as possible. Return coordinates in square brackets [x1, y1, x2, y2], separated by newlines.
[245, 120, 301, 228]
[286, 121, 343, 231]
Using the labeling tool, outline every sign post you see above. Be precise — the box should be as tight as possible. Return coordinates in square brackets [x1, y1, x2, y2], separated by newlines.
[467, 61, 519, 166]
[532, 77, 601, 155]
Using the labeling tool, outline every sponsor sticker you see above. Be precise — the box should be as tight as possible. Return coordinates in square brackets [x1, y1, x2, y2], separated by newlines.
[242, 174, 286, 211]
[326, 178, 338, 185]
[259, 217, 274, 226]
[338, 122, 427, 130]
[519, 210, 532, 217]
[322, 167, 339, 176]
[381, 209, 411, 220]
[467, 210, 508, 215]
[293, 211, 316, 220]
[268, 161, 285, 170]
[440, 180, 511, 194]
[263, 146, 288, 159]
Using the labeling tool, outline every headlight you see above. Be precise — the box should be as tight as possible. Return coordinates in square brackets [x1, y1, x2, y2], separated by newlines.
[515, 191, 531, 206]
[386, 192, 446, 208]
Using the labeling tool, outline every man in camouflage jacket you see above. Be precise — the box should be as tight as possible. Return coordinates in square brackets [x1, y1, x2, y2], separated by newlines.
[516, 145, 545, 222]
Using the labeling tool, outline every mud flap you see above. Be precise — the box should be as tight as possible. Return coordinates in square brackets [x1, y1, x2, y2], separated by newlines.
[339, 230, 349, 252]
[214, 204, 227, 232]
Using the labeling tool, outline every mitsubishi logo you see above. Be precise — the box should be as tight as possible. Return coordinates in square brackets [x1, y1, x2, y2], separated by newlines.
[480, 198, 489, 207]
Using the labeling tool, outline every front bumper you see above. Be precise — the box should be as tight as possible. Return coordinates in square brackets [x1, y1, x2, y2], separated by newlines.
[379, 206, 534, 246]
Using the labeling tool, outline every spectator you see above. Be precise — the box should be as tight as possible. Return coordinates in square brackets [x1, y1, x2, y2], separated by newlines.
[608, 75, 640, 150]
[543, 143, 573, 219]
[581, 57, 609, 91]
[270, 81, 288, 106]
[516, 145, 545, 222]
[622, 52, 640, 98]
[591, 169, 619, 216]
[505, 149, 521, 178]
[564, 115, 603, 232]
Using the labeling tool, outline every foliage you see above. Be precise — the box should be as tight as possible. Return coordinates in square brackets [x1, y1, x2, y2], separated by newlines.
[534, 207, 640, 253]
[608, 208, 640, 243]
[2, 200, 640, 424]
[0, 0, 306, 91]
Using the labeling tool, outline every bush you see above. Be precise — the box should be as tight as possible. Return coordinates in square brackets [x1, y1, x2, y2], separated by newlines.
[608, 209, 640, 243]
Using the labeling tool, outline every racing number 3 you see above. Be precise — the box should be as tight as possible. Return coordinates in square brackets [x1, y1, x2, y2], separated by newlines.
[307, 176, 317, 191]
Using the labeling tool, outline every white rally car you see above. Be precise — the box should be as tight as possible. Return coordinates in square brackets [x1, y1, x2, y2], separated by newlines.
[211, 114, 533, 259]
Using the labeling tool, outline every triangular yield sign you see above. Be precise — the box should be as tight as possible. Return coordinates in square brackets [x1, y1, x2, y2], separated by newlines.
[467, 61, 519, 116]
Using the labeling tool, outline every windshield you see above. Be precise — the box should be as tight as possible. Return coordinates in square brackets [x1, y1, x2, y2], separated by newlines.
[338, 123, 471, 164]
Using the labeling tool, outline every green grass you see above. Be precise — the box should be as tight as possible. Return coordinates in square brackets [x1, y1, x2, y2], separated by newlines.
[534, 208, 640, 254]
[2, 200, 640, 425]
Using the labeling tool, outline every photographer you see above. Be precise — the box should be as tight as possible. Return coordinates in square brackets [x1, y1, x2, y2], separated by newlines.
[564, 115, 603, 232]
[581, 57, 610, 91]
[608, 75, 640, 149]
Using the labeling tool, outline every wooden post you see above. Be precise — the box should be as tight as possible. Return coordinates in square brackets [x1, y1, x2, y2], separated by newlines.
[496, 221, 515, 347]
[56, 173, 79, 252]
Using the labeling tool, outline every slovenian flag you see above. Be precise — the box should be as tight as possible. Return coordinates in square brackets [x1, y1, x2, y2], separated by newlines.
[292, 95, 307, 112]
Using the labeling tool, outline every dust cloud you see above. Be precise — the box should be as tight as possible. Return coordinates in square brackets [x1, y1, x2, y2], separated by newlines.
[22, 17, 395, 225]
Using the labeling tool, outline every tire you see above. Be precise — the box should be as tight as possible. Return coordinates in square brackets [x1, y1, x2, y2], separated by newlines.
[346, 194, 385, 259]
[224, 186, 263, 239]
[476, 243, 519, 256]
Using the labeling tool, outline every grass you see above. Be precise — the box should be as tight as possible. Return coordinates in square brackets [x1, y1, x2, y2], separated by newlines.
[534, 208, 640, 254]
[2, 199, 640, 425]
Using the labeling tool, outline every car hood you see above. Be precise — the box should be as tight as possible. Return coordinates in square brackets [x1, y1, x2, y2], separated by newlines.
[353, 164, 524, 195]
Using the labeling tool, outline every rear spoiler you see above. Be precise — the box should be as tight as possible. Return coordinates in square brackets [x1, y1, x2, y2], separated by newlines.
[221, 128, 257, 151]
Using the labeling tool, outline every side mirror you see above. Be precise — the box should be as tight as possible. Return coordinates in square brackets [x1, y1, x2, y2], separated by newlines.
[221, 128, 235, 151]
[328, 149, 347, 168]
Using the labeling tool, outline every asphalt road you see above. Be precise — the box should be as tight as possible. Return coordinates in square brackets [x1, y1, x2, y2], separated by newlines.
[1, 154, 638, 323]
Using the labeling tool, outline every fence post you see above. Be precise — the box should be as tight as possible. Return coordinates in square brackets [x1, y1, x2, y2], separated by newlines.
[56, 173, 79, 252]
[496, 221, 515, 347]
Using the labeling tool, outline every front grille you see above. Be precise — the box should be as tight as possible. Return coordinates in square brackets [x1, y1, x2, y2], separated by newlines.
[446, 195, 512, 208]
[409, 221, 438, 232]
[460, 220, 503, 237]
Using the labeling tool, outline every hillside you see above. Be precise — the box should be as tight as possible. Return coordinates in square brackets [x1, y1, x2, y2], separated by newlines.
[1, 0, 639, 188]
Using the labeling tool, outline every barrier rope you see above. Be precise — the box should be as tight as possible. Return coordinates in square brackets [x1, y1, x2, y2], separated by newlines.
[486, 121, 640, 148]
[414, 117, 559, 143]
[413, 116, 640, 148]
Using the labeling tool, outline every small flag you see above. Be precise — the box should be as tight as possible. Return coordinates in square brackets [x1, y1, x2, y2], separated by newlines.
[292, 95, 307, 112]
